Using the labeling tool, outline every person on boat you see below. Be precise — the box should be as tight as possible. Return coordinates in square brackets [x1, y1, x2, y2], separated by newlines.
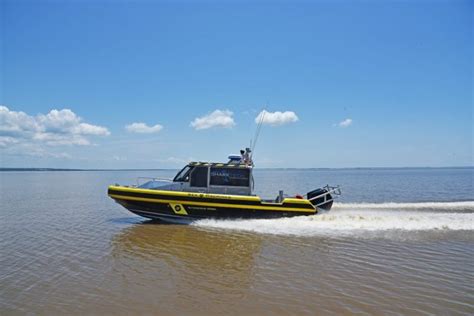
[240, 149, 245, 163]
[240, 148, 253, 166]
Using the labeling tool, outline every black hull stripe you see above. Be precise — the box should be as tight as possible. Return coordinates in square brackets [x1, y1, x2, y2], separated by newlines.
[128, 209, 198, 222]
[108, 188, 315, 210]
[121, 201, 314, 219]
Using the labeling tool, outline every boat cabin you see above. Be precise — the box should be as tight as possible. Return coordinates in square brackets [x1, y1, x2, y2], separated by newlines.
[173, 162, 254, 195]
[139, 161, 254, 196]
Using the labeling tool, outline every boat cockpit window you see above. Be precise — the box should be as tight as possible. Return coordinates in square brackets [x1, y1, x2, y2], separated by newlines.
[210, 167, 250, 187]
[173, 165, 193, 182]
[190, 166, 209, 187]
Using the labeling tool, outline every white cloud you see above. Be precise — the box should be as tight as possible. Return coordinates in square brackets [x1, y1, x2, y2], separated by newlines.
[0, 106, 40, 136]
[0, 105, 110, 153]
[125, 122, 163, 134]
[337, 118, 353, 128]
[255, 110, 299, 126]
[190, 109, 235, 130]
[37, 109, 109, 136]
[0, 136, 19, 147]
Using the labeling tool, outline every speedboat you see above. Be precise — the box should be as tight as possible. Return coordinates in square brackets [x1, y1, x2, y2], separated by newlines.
[108, 152, 341, 222]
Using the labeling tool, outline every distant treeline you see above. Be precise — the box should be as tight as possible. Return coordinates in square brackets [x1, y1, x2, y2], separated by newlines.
[0, 168, 173, 172]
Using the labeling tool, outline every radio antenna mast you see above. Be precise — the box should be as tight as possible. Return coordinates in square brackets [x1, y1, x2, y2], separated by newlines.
[250, 109, 266, 160]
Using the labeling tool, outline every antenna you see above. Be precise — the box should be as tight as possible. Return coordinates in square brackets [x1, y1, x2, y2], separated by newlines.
[250, 109, 266, 159]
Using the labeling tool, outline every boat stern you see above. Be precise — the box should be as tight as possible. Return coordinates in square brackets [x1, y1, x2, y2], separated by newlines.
[307, 185, 341, 211]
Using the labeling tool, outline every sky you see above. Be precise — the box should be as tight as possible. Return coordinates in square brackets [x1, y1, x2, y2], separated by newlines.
[1, 0, 472, 169]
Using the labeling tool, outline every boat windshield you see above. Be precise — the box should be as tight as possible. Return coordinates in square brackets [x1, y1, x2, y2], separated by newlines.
[138, 180, 168, 189]
[173, 165, 193, 182]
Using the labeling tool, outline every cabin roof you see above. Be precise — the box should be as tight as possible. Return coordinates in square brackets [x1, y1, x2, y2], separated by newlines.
[188, 161, 251, 168]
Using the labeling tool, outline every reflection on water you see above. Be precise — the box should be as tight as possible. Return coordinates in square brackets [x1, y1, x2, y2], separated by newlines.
[112, 222, 261, 288]
[112, 222, 263, 308]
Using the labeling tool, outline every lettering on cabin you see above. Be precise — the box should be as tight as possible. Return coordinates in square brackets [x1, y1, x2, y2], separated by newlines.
[187, 192, 233, 200]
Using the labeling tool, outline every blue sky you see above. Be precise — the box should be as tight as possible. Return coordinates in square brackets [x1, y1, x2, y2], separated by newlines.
[1, 0, 472, 168]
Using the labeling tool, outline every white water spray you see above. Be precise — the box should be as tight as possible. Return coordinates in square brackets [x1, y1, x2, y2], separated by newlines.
[191, 201, 474, 237]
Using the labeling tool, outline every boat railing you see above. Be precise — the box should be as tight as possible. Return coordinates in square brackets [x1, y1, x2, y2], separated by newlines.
[136, 177, 174, 187]
[306, 185, 342, 208]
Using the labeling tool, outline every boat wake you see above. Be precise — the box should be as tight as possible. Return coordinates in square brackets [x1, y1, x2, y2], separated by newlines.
[191, 201, 474, 237]
[333, 201, 474, 213]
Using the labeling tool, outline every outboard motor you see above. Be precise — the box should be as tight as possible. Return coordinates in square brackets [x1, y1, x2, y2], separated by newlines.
[307, 188, 333, 211]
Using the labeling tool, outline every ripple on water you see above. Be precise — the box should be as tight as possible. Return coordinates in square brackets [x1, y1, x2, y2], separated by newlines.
[1, 171, 473, 314]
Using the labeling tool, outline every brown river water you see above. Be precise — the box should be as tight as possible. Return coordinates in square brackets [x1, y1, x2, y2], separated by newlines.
[1, 169, 473, 315]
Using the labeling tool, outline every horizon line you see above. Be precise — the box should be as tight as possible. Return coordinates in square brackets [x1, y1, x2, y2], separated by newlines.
[1, 166, 472, 172]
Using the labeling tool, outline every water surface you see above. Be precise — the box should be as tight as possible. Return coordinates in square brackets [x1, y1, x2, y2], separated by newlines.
[1, 168, 473, 314]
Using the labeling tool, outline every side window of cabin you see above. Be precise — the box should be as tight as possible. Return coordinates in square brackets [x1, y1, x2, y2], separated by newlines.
[190, 166, 208, 187]
[173, 166, 193, 182]
[210, 168, 250, 187]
